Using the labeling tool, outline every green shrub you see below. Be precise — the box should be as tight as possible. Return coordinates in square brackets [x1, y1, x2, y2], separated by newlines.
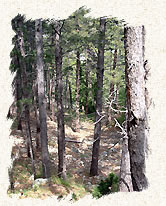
[72, 192, 78, 201]
[92, 173, 118, 199]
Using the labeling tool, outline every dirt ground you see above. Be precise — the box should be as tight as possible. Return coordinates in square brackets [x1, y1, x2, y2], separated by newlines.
[9, 113, 122, 198]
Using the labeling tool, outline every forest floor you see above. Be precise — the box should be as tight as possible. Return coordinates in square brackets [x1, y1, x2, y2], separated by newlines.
[8, 111, 122, 200]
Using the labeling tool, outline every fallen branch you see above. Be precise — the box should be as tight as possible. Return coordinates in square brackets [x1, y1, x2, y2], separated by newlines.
[65, 138, 84, 144]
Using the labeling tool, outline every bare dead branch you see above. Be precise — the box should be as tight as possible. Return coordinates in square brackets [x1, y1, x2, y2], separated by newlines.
[94, 114, 106, 125]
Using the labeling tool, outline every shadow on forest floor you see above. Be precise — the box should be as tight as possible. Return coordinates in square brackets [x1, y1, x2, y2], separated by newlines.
[8, 112, 122, 199]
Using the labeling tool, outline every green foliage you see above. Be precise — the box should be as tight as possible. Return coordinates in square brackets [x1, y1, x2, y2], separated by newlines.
[72, 192, 78, 201]
[9, 10, 126, 200]
[35, 165, 43, 179]
[118, 86, 126, 107]
[92, 173, 118, 199]
[33, 184, 39, 192]
[51, 176, 71, 188]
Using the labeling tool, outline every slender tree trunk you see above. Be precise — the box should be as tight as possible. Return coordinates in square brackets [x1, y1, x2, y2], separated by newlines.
[54, 21, 66, 179]
[90, 17, 106, 176]
[51, 29, 56, 117]
[115, 83, 119, 109]
[64, 74, 68, 110]
[35, 19, 50, 178]
[25, 105, 36, 177]
[110, 47, 118, 96]
[75, 51, 80, 132]
[85, 49, 90, 115]
[119, 121, 133, 192]
[69, 81, 73, 109]
[108, 47, 118, 123]
[51, 71, 56, 122]
[32, 81, 41, 150]
[16, 66, 22, 131]
[124, 25, 148, 191]
[47, 67, 51, 110]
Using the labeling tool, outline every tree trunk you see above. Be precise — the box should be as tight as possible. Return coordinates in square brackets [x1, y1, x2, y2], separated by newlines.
[16, 16, 36, 179]
[64, 74, 68, 110]
[51, 71, 56, 122]
[35, 19, 50, 178]
[75, 51, 80, 132]
[124, 25, 148, 191]
[108, 47, 118, 123]
[115, 83, 119, 109]
[119, 122, 133, 192]
[16, 63, 22, 131]
[54, 21, 66, 179]
[24, 105, 36, 177]
[32, 80, 41, 150]
[90, 17, 106, 176]
[69, 81, 73, 109]
[85, 49, 90, 115]
[47, 67, 51, 110]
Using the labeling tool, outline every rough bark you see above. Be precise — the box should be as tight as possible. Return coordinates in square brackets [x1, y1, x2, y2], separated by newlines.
[124, 25, 148, 191]
[54, 21, 66, 179]
[90, 17, 106, 176]
[119, 135, 133, 192]
[119, 120, 133, 192]
[35, 19, 50, 178]
[75, 51, 80, 132]
[16, 16, 36, 178]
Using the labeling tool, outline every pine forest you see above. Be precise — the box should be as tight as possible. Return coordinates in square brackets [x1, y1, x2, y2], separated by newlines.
[7, 6, 149, 200]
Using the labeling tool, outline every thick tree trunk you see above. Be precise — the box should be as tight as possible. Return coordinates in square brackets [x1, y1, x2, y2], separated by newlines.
[90, 17, 106, 176]
[16, 16, 36, 179]
[75, 51, 80, 132]
[35, 19, 50, 178]
[54, 21, 66, 179]
[124, 25, 148, 191]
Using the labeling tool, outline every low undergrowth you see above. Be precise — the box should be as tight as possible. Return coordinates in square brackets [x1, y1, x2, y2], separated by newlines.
[92, 173, 119, 199]
[8, 162, 88, 200]
[8, 112, 121, 200]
